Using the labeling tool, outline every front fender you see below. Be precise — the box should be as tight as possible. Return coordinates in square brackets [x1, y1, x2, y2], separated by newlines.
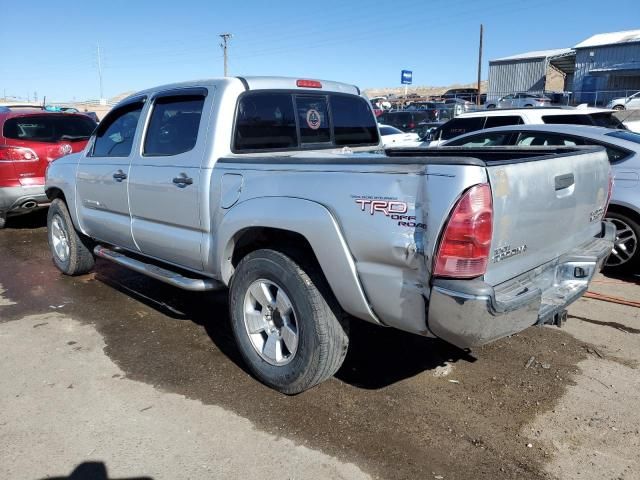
[215, 196, 380, 324]
[45, 156, 82, 233]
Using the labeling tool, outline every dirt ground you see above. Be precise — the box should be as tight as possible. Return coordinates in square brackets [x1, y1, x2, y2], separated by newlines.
[1, 212, 639, 480]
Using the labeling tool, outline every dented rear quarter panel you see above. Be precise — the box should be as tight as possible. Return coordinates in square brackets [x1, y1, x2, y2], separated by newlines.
[214, 156, 487, 335]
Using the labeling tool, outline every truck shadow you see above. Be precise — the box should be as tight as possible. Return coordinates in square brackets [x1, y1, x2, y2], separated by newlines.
[95, 261, 476, 390]
[1, 208, 48, 229]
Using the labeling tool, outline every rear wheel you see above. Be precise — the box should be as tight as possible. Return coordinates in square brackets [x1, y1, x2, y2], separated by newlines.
[47, 199, 95, 275]
[605, 211, 640, 272]
[613, 105, 625, 111]
[229, 249, 349, 394]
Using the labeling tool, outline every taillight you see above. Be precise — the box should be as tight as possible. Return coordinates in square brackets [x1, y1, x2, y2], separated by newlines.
[0, 146, 39, 161]
[296, 79, 322, 88]
[434, 183, 493, 278]
[408, 122, 415, 129]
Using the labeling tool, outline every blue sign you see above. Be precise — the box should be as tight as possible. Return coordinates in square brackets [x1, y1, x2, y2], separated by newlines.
[401, 70, 413, 85]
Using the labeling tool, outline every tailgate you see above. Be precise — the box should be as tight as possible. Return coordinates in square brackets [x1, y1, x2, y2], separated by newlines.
[484, 147, 610, 286]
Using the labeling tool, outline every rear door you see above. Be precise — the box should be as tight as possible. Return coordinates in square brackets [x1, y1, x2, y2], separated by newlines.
[76, 99, 145, 249]
[484, 148, 610, 285]
[128, 87, 210, 270]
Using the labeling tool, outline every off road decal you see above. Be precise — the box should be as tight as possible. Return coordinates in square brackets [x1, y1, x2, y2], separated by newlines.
[353, 197, 425, 229]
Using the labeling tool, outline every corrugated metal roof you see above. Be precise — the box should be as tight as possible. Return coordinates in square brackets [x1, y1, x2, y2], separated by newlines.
[575, 29, 640, 49]
[491, 48, 573, 63]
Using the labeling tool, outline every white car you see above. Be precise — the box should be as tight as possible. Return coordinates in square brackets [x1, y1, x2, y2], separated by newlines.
[378, 124, 421, 147]
[607, 91, 640, 111]
[485, 92, 551, 109]
[424, 106, 625, 146]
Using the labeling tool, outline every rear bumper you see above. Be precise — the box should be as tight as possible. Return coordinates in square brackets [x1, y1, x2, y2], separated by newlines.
[0, 185, 49, 216]
[427, 222, 615, 348]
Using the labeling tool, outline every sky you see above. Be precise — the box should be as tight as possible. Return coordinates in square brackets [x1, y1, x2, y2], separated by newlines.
[0, 0, 638, 101]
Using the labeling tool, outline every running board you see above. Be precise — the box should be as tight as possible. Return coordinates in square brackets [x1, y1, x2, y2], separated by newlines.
[94, 245, 223, 292]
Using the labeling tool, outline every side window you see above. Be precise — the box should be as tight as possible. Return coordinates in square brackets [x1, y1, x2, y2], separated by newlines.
[144, 95, 205, 156]
[485, 115, 523, 128]
[296, 96, 330, 144]
[447, 132, 511, 147]
[516, 133, 583, 146]
[330, 95, 378, 146]
[542, 114, 592, 126]
[234, 93, 297, 151]
[439, 117, 485, 141]
[604, 146, 630, 163]
[92, 102, 144, 157]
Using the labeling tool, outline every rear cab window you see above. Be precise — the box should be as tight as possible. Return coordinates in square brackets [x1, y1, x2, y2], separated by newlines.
[233, 92, 378, 152]
[3, 115, 96, 143]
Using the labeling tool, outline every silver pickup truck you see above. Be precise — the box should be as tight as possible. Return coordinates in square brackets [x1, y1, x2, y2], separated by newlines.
[45, 77, 614, 394]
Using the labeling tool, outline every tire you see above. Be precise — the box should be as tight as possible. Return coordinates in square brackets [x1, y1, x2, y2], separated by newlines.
[524, 104, 533, 108]
[613, 105, 625, 111]
[605, 211, 640, 272]
[486, 104, 496, 109]
[47, 198, 95, 275]
[229, 249, 349, 394]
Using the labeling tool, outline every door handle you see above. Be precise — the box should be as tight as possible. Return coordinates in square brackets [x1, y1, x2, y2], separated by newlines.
[113, 170, 127, 182]
[555, 173, 574, 191]
[173, 173, 193, 188]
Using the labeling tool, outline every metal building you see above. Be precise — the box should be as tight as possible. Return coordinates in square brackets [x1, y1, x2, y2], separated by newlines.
[572, 30, 640, 105]
[487, 48, 574, 100]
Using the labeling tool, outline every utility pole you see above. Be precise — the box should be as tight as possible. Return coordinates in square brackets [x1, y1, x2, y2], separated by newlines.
[219, 33, 232, 76]
[97, 41, 105, 103]
[476, 24, 483, 106]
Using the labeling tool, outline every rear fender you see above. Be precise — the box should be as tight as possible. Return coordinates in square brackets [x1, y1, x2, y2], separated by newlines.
[216, 196, 380, 324]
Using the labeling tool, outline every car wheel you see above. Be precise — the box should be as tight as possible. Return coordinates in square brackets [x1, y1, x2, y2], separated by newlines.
[229, 249, 349, 394]
[524, 104, 533, 108]
[47, 198, 95, 275]
[0, 213, 5, 229]
[605, 212, 640, 272]
[486, 104, 496, 109]
[613, 105, 625, 111]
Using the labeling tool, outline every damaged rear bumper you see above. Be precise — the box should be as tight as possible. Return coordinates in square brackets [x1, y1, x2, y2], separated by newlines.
[427, 221, 615, 348]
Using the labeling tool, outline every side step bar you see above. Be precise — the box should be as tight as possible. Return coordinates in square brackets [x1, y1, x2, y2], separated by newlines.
[94, 246, 223, 292]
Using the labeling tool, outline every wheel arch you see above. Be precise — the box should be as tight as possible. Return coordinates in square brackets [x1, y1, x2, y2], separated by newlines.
[215, 196, 380, 324]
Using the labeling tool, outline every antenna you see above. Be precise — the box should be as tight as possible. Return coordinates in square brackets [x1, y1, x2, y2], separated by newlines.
[97, 41, 105, 103]
[219, 33, 232, 76]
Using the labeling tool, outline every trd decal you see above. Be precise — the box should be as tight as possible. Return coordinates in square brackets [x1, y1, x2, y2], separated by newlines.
[355, 199, 408, 216]
[354, 198, 426, 229]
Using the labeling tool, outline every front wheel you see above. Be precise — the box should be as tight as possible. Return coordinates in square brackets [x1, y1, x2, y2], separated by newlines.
[229, 249, 349, 394]
[605, 211, 640, 272]
[47, 199, 95, 275]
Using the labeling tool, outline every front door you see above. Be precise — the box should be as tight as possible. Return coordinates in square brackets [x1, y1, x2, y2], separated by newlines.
[76, 99, 146, 250]
[128, 88, 211, 271]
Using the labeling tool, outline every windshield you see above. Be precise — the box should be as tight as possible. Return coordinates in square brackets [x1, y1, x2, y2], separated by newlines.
[3, 115, 96, 142]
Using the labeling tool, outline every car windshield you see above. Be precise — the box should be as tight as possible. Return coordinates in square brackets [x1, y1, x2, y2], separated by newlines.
[606, 130, 640, 144]
[3, 115, 96, 142]
[380, 126, 403, 135]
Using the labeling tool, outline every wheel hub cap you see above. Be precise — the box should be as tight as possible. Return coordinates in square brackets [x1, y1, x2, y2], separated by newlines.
[605, 218, 638, 267]
[243, 279, 298, 366]
[50, 215, 70, 262]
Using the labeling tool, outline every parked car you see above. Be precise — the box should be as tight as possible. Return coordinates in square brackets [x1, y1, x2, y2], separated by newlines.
[485, 92, 552, 109]
[0, 106, 96, 228]
[377, 110, 437, 132]
[441, 88, 479, 102]
[369, 96, 391, 110]
[607, 91, 640, 111]
[425, 106, 626, 145]
[444, 97, 476, 115]
[45, 76, 613, 394]
[378, 124, 421, 148]
[443, 124, 640, 271]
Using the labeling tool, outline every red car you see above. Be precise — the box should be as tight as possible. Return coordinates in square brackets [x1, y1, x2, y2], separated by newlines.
[0, 106, 96, 228]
